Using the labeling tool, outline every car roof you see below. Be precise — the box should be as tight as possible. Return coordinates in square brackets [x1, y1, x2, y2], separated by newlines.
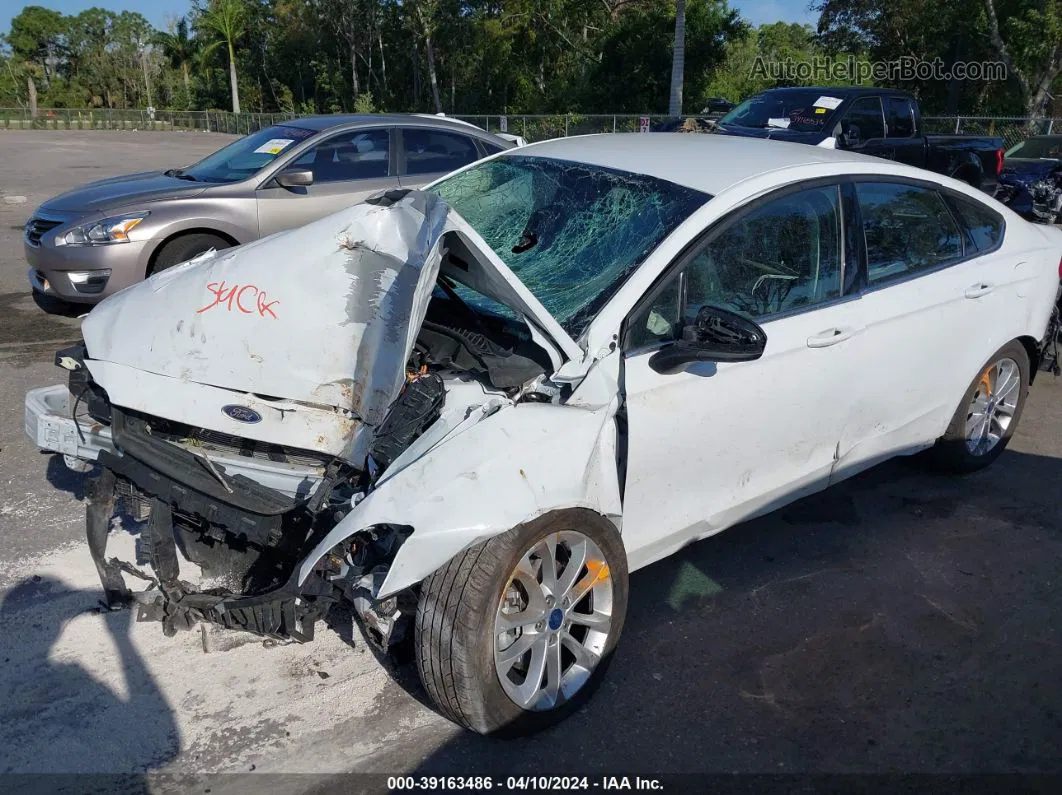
[284, 113, 498, 136]
[748, 86, 911, 97]
[512, 133, 883, 195]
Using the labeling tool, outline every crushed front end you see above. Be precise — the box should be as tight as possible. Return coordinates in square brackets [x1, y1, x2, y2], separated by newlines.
[58, 340, 350, 640]
[28, 188, 570, 646]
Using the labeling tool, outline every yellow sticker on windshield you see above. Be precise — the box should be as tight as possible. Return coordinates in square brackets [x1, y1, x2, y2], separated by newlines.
[254, 138, 295, 155]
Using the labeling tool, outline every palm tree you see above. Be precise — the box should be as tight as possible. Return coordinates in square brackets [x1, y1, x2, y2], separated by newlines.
[668, 0, 686, 117]
[156, 17, 197, 100]
[199, 0, 246, 114]
[410, 0, 443, 113]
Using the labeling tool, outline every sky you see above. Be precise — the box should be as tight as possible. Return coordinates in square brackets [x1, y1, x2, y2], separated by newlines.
[0, 0, 817, 37]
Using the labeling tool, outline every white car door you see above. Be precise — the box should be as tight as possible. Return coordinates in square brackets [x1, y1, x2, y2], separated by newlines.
[832, 179, 1013, 475]
[619, 183, 865, 569]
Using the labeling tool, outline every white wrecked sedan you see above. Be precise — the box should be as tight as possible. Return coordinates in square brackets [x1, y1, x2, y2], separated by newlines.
[26, 135, 1062, 735]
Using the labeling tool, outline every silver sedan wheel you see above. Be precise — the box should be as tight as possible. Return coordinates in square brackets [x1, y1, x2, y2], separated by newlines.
[965, 357, 1021, 456]
[493, 531, 614, 712]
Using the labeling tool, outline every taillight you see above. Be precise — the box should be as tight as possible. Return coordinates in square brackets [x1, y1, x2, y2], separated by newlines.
[996, 148, 1004, 177]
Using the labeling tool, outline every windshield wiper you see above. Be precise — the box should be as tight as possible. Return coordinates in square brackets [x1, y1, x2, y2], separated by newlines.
[165, 168, 198, 182]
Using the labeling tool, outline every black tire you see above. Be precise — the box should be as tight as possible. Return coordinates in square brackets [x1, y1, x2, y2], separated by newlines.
[926, 340, 1030, 473]
[149, 233, 231, 276]
[415, 509, 628, 737]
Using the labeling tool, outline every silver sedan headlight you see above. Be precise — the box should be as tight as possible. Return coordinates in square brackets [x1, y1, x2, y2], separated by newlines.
[55, 212, 149, 246]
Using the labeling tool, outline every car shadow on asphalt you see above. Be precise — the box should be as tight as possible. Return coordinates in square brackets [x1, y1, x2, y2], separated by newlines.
[0, 576, 180, 791]
[361, 450, 1062, 777]
[31, 290, 86, 318]
[45, 451, 98, 500]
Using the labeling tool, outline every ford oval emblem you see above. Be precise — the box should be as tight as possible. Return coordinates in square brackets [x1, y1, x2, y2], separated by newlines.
[222, 405, 262, 424]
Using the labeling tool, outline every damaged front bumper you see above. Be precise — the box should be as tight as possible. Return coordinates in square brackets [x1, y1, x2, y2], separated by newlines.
[27, 371, 346, 642]
[78, 410, 342, 641]
[25, 384, 329, 499]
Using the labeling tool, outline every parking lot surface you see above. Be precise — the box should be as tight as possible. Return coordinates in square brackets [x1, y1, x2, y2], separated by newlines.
[1, 131, 1060, 790]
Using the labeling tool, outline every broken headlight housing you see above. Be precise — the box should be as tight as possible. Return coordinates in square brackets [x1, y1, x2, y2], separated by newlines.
[55, 211, 149, 246]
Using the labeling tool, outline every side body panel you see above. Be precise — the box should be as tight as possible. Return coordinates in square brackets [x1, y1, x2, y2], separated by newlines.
[620, 302, 863, 573]
[296, 381, 623, 599]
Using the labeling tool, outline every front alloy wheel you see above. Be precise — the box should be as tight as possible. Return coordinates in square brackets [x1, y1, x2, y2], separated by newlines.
[415, 510, 628, 736]
[494, 531, 614, 711]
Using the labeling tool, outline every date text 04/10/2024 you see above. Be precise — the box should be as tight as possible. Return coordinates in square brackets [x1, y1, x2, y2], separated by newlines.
[386, 776, 665, 791]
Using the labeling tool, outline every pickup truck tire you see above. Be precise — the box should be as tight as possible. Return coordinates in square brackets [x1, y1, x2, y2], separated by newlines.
[415, 509, 628, 736]
[149, 233, 232, 276]
[927, 341, 1029, 473]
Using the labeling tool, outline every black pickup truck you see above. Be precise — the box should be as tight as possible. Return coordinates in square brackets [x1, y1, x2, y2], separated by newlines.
[714, 87, 1004, 192]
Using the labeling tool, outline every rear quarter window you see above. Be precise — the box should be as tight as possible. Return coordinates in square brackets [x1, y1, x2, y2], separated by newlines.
[946, 194, 1006, 253]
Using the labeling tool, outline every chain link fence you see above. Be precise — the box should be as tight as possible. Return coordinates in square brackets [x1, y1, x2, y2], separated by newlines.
[922, 116, 1059, 150]
[3, 107, 1061, 149]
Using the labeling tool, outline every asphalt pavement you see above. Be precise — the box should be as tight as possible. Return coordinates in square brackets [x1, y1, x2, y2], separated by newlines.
[0, 131, 1060, 791]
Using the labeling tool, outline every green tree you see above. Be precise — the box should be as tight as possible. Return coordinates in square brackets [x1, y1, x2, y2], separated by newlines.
[813, 0, 1007, 113]
[198, 0, 247, 113]
[156, 17, 197, 101]
[409, 0, 443, 113]
[669, 0, 687, 116]
[6, 5, 66, 116]
[588, 0, 744, 113]
[983, 0, 1062, 118]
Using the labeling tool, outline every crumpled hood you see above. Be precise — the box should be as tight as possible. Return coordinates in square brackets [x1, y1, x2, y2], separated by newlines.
[83, 190, 448, 430]
[41, 171, 206, 215]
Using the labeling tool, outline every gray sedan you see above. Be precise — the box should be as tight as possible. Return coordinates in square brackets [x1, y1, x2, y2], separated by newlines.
[25, 114, 514, 305]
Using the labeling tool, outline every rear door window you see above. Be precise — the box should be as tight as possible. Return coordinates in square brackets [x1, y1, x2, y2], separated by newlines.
[402, 129, 480, 176]
[856, 182, 963, 284]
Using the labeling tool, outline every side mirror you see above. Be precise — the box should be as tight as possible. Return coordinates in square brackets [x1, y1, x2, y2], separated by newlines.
[275, 168, 314, 188]
[648, 305, 766, 374]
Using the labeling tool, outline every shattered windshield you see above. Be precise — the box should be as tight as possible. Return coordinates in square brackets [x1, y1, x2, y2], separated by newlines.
[430, 155, 708, 335]
[719, 90, 841, 132]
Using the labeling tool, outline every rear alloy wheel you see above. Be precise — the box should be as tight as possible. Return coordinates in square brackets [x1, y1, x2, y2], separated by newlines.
[927, 341, 1029, 473]
[415, 510, 628, 736]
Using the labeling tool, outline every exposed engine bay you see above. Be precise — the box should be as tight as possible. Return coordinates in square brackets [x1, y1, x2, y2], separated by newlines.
[70, 277, 560, 646]
[62, 189, 577, 649]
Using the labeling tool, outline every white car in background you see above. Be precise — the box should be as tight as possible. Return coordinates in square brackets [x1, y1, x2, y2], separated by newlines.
[26, 135, 1061, 736]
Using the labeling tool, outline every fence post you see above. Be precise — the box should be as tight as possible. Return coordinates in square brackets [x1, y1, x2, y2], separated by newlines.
[1049, 119, 1055, 135]
[565, 114, 569, 137]
[954, 116, 961, 134]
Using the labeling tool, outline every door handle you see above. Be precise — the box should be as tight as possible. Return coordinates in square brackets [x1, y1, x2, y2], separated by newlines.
[964, 282, 995, 299]
[807, 326, 857, 348]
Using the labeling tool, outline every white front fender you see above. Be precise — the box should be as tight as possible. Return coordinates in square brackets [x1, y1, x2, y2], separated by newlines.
[296, 397, 622, 598]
